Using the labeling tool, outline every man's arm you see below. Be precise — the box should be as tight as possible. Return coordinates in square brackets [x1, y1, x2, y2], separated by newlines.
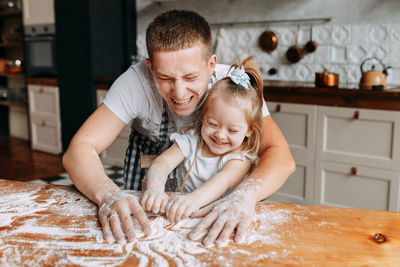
[62, 104, 151, 243]
[188, 115, 295, 246]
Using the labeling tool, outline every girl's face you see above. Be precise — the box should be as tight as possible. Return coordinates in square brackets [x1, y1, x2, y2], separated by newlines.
[201, 94, 252, 157]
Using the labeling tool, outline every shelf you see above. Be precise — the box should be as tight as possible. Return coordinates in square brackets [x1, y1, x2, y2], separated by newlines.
[0, 72, 24, 77]
[0, 42, 23, 47]
[0, 99, 26, 108]
[0, 9, 21, 17]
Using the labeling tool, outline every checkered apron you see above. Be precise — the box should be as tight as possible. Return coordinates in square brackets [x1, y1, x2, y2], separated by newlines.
[123, 102, 176, 190]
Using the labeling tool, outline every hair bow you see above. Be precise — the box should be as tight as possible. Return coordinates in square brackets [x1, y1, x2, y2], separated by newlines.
[229, 66, 251, 89]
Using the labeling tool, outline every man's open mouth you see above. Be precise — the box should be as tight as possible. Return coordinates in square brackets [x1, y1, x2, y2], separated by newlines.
[171, 96, 193, 105]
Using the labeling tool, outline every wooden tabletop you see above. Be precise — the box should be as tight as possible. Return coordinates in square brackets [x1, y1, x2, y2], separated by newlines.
[0, 179, 399, 266]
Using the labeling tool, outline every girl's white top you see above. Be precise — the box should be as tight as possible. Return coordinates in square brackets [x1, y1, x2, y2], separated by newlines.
[171, 130, 256, 193]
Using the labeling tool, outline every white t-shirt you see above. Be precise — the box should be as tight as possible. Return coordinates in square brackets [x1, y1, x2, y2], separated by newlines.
[170, 130, 255, 193]
[103, 60, 269, 141]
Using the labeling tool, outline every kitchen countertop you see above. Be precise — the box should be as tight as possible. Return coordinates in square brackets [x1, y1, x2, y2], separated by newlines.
[263, 81, 400, 111]
[1, 179, 399, 266]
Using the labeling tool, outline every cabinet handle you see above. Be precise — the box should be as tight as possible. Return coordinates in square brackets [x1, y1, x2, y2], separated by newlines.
[275, 104, 281, 112]
[41, 120, 46, 127]
[39, 87, 44, 93]
[353, 111, 359, 119]
[350, 167, 357, 176]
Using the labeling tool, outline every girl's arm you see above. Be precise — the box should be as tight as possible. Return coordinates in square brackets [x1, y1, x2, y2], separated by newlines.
[140, 142, 184, 214]
[166, 158, 251, 222]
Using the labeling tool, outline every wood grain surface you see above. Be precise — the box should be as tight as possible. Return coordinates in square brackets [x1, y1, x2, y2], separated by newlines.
[0, 179, 399, 266]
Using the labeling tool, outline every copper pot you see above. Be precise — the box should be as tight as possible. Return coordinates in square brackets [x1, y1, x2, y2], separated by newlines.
[315, 71, 339, 88]
[258, 30, 278, 53]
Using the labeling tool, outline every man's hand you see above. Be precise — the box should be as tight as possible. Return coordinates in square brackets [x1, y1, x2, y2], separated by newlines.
[98, 191, 151, 244]
[140, 188, 169, 214]
[188, 189, 256, 247]
[165, 193, 199, 223]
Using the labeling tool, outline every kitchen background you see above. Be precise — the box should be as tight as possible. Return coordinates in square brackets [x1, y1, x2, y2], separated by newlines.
[1, 0, 400, 211]
[136, 0, 400, 86]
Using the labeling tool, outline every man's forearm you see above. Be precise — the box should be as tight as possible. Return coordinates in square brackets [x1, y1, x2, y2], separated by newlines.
[240, 144, 295, 202]
[62, 141, 120, 205]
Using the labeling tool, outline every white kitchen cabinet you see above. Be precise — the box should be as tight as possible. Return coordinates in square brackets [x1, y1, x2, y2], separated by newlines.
[267, 102, 316, 205]
[314, 161, 399, 211]
[315, 106, 400, 170]
[28, 84, 62, 154]
[269, 102, 400, 211]
[96, 89, 130, 168]
[22, 0, 55, 26]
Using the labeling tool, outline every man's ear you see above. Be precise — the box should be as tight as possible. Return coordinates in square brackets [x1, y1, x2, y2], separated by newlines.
[145, 58, 153, 73]
[208, 54, 217, 75]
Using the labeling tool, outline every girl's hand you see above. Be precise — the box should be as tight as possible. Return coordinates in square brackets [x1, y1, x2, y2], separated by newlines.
[140, 188, 169, 214]
[165, 193, 199, 223]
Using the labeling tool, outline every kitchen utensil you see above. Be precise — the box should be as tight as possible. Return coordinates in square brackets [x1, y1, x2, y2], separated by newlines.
[359, 57, 391, 90]
[286, 26, 303, 63]
[315, 70, 339, 87]
[304, 26, 317, 53]
[258, 30, 278, 53]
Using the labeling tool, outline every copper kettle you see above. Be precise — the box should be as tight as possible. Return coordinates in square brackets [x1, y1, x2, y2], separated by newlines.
[359, 57, 391, 90]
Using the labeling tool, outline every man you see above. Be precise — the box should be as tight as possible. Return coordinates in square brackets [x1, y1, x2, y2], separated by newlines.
[62, 9, 295, 246]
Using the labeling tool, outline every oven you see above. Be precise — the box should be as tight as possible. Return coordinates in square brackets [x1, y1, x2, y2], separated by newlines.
[24, 34, 57, 77]
[24, 21, 57, 77]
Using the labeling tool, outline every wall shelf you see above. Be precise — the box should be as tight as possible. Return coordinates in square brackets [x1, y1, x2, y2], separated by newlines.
[0, 9, 22, 17]
[0, 42, 23, 47]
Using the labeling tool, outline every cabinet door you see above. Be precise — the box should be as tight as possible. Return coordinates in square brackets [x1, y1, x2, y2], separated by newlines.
[28, 84, 62, 154]
[23, 0, 55, 26]
[30, 113, 61, 154]
[96, 89, 130, 168]
[315, 106, 400, 170]
[267, 102, 316, 204]
[28, 84, 60, 117]
[314, 161, 399, 211]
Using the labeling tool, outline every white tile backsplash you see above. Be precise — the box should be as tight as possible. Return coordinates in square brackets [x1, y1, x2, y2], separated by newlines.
[137, 23, 397, 86]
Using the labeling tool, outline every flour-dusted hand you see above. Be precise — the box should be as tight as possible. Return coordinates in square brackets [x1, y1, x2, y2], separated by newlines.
[165, 193, 199, 223]
[188, 184, 257, 247]
[98, 190, 151, 244]
[140, 188, 169, 214]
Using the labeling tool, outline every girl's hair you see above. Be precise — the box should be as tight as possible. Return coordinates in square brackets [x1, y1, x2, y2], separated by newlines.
[185, 56, 264, 157]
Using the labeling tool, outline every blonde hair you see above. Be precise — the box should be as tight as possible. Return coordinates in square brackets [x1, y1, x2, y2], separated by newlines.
[146, 10, 212, 61]
[184, 57, 264, 158]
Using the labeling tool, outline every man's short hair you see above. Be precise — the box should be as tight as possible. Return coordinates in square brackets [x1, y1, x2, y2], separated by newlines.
[146, 9, 211, 61]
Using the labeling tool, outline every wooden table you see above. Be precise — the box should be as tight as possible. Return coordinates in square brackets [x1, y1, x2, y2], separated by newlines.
[0, 179, 399, 266]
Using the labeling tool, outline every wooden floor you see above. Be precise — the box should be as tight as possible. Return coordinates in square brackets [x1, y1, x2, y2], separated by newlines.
[0, 137, 65, 181]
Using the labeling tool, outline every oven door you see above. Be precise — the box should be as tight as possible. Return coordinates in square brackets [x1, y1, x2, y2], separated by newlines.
[24, 35, 57, 77]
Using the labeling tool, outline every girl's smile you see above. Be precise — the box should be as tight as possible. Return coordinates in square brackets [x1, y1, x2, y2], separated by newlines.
[201, 93, 252, 157]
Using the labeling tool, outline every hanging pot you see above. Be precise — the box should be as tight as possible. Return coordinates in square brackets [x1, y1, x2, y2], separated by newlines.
[304, 26, 317, 53]
[286, 26, 303, 63]
[258, 30, 278, 53]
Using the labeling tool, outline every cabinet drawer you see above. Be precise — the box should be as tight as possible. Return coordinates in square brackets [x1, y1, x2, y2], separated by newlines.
[316, 106, 400, 169]
[269, 162, 314, 205]
[30, 114, 62, 154]
[269, 102, 316, 162]
[315, 161, 399, 211]
[28, 84, 60, 116]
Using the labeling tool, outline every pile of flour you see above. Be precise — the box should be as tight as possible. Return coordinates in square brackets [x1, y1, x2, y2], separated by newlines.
[0, 183, 305, 266]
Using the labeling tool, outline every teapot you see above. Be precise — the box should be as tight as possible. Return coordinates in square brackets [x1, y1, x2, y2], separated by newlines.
[359, 57, 391, 90]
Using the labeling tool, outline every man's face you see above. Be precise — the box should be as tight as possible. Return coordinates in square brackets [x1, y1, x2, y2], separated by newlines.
[146, 45, 216, 117]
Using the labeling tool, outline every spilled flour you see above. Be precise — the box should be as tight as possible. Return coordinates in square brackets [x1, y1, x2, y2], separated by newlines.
[0, 181, 307, 266]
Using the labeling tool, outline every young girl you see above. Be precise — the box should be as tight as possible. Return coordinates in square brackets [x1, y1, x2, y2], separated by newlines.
[140, 57, 264, 223]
